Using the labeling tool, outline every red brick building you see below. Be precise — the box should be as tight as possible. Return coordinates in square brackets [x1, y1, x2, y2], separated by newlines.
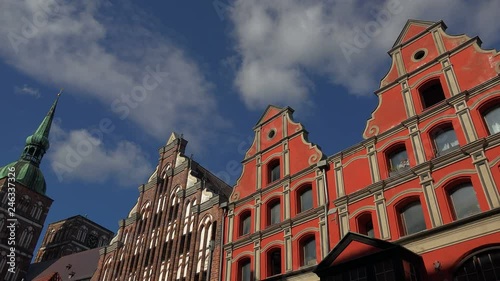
[222, 20, 500, 281]
[92, 133, 232, 281]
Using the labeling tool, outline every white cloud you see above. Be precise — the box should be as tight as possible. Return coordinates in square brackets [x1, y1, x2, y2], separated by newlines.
[14, 84, 40, 98]
[0, 0, 228, 150]
[48, 123, 153, 186]
[228, 0, 500, 109]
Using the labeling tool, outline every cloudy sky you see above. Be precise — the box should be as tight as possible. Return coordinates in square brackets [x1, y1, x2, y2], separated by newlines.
[0, 0, 499, 253]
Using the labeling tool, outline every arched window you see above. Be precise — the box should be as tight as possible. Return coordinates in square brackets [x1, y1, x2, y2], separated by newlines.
[298, 185, 313, 213]
[432, 125, 459, 156]
[300, 235, 316, 266]
[19, 229, 28, 248]
[419, 79, 446, 109]
[239, 258, 252, 281]
[239, 211, 251, 236]
[399, 201, 426, 236]
[268, 248, 282, 276]
[0, 252, 6, 273]
[24, 230, 34, 248]
[387, 145, 410, 176]
[34, 202, 43, 220]
[267, 199, 281, 226]
[454, 248, 500, 281]
[80, 226, 88, 242]
[357, 213, 374, 238]
[168, 193, 180, 223]
[0, 213, 4, 231]
[483, 105, 500, 135]
[268, 159, 280, 183]
[448, 182, 481, 220]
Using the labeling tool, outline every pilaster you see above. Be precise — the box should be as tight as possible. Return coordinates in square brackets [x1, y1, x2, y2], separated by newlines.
[419, 170, 443, 227]
[374, 191, 391, 240]
[333, 156, 345, 197]
[452, 98, 478, 143]
[471, 149, 500, 208]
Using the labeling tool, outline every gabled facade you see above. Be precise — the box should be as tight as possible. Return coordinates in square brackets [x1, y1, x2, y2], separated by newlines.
[92, 133, 232, 281]
[222, 106, 329, 281]
[0, 95, 61, 281]
[321, 20, 500, 281]
[221, 19, 500, 281]
[34, 215, 114, 263]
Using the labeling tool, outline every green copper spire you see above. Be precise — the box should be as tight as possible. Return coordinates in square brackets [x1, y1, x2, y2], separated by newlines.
[0, 91, 62, 194]
[31, 91, 60, 147]
[22, 90, 61, 165]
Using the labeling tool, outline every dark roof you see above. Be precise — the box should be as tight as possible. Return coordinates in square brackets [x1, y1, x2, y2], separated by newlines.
[47, 215, 114, 234]
[314, 232, 422, 273]
[191, 160, 233, 198]
[27, 248, 101, 281]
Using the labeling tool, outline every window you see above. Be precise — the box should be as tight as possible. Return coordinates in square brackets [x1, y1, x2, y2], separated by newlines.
[268, 200, 281, 226]
[484, 105, 500, 135]
[240, 212, 251, 236]
[301, 236, 316, 266]
[298, 186, 313, 213]
[349, 266, 367, 281]
[268, 160, 280, 183]
[357, 213, 374, 238]
[432, 126, 459, 155]
[399, 201, 426, 236]
[268, 249, 282, 276]
[374, 260, 395, 281]
[388, 146, 410, 175]
[454, 249, 500, 281]
[449, 183, 481, 220]
[419, 79, 446, 109]
[239, 259, 251, 281]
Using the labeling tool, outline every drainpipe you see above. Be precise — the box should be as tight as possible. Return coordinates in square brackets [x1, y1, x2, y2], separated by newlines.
[317, 159, 330, 256]
[218, 203, 227, 281]
[207, 240, 215, 280]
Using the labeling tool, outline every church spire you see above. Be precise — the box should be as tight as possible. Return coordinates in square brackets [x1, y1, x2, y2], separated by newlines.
[21, 90, 62, 166]
[0, 90, 62, 194]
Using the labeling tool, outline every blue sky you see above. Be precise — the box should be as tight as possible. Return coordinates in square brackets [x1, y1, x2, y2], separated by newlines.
[1, 0, 499, 257]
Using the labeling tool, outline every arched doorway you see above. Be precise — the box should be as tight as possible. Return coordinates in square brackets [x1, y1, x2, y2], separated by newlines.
[454, 248, 500, 281]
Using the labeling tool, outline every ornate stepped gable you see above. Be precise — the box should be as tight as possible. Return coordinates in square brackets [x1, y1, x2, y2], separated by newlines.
[92, 133, 231, 281]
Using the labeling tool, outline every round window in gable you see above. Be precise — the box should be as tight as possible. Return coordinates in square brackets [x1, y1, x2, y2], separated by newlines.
[268, 129, 276, 139]
[412, 49, 427, 62]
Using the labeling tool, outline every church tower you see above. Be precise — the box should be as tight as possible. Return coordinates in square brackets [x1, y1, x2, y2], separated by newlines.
[0, 94, 61, 280]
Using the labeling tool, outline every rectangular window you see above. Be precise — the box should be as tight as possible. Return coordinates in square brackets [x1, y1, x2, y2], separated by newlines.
[270, 203, 280, 225]
[299, 188, 313, 213]
[241, 261, 251, 281]
[303, 238, 316, 266]
[241, 216, 251, 235]
[270, 164, 280, 183]
[449, 183, 481, 220]
[269, 250, 282, 276]
[389, 149, 409, 175]
[374, 260, 395, 281]
[434, 128, 459, 156]
[400, 202, 426, 236]
[484, 106, 500, 134]
[349, 267, 367, 281]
